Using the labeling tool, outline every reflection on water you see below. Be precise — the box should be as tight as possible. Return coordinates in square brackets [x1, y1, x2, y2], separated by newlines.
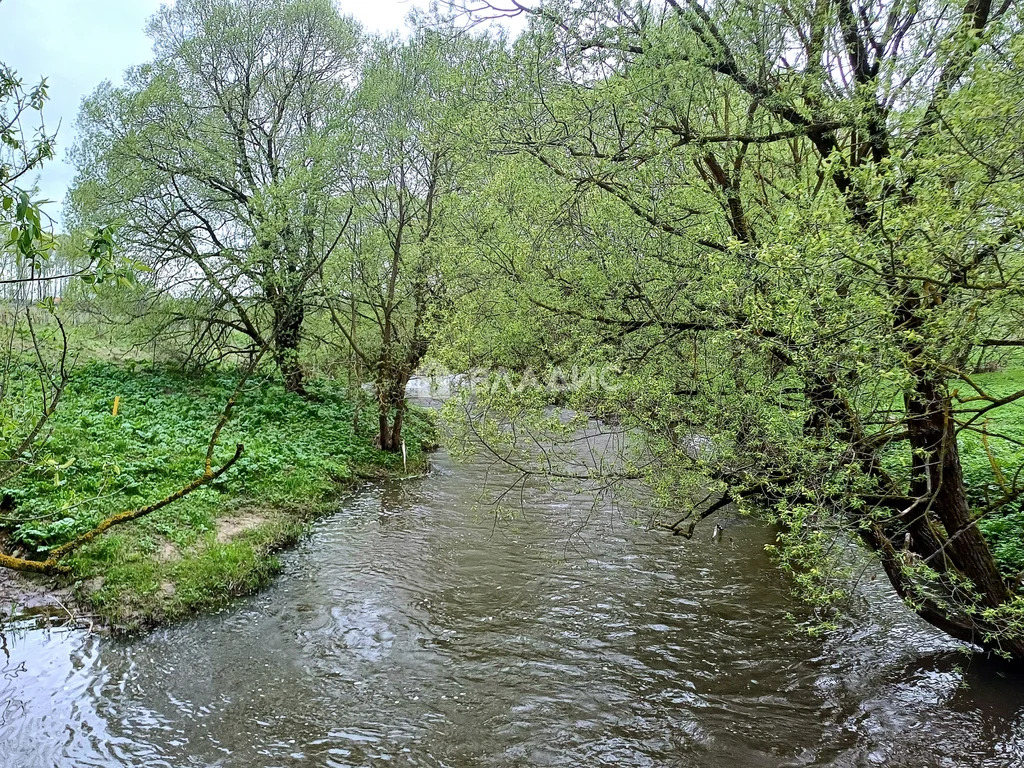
[2, 448, 1024, 767]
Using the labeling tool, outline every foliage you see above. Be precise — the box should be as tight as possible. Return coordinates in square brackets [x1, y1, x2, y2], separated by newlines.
[964, 370, 1024, 578]
[69, 0, 362, 390]
[1, 40, 136, 496]
[67, 0, 497, 453]
[5, 0, 1024, 659]
[319, 28, 501, 450]
[0, 361, 433, 628]
[437, 0, 1024, 658]
[1, 58, 57, 265]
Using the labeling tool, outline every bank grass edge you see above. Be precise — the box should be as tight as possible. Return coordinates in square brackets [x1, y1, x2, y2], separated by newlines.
[0, 361, 436, 632]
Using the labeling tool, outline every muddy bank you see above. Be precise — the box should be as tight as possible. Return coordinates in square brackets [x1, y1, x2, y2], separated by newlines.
[0, 568, 73, 619]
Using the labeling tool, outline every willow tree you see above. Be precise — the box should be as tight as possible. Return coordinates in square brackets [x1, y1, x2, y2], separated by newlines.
[446, 1, 1024, 658]
[69, 0, 360, 391]
[324, 29, 499, 451]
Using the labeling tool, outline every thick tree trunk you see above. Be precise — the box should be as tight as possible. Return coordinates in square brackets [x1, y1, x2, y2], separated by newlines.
[376, 377, 409, 453]
[904, 378, 1011, 607]
[273, 301, 306, 394]
[863, 374, 1024, 659]
[373, 334, 428, 453]
[798, 357, 1024, 656]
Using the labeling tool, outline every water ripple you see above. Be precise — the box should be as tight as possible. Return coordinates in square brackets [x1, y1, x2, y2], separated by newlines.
[2, 449, 1024, 766]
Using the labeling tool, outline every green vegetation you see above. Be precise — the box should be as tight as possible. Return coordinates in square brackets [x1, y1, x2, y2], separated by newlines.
[1, 361, 433, 630]
[964, 370, 1024, 579]
[431, 0, 1024, 660]
[4, 0, 1024, 663]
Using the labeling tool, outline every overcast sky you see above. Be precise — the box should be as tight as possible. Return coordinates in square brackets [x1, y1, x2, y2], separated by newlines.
[0, 0, 433, 223]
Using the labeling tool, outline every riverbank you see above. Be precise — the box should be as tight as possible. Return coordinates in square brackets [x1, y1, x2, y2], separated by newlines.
[0, 362, 434, 631]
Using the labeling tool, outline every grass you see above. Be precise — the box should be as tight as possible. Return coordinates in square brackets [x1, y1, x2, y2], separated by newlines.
[960, 368, 1024, 579]
[868, 366, 1024, 580]
[0, 361, 434, 630]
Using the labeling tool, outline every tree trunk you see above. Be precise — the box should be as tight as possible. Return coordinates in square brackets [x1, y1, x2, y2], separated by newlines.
[904, 377, 1011, 607]
[376, 376, 409, 453]
[796, 347, 1024, 655]
[862, 373, 1024, 659]
[273, 300, 306, 394]
[374, 332, 428, 453]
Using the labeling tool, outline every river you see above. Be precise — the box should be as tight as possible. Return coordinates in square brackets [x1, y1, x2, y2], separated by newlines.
[2, 439, 1024, 766]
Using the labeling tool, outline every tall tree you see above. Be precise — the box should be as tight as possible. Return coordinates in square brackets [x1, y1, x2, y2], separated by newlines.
[69, 0, 360, 391]
[325, 29, 498, 451]
[447, 0, 1024, 657]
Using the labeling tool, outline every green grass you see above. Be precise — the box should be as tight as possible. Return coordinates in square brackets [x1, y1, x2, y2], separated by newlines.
[870, 367, 1024, 580]
[960, 368, 1024, 579]
[1, 361, 434, 630]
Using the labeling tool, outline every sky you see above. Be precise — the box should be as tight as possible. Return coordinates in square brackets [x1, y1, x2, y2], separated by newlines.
[0, 0, 432, 223]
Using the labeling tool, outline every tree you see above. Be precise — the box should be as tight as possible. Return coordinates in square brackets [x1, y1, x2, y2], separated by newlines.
[69, 0, 360, 392]
[1, 31, 122, 487]
[324, 29, 497, 451]
[445, 0, 1024, 658]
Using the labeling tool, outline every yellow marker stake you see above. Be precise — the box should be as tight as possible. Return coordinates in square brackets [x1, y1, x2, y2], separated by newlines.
[112, 396, 121, 416]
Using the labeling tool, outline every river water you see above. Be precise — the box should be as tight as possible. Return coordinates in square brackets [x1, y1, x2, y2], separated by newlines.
[2, 444, 1024, 766]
